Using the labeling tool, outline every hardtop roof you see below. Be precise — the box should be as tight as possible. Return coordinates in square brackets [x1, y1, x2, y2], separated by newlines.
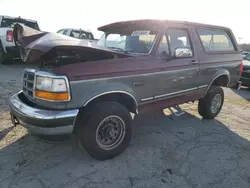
[98, 19, 231, 32]
[58, 28, 93, 34]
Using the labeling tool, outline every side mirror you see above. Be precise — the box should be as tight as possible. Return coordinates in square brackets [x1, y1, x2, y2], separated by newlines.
[174, 48, 193, 58]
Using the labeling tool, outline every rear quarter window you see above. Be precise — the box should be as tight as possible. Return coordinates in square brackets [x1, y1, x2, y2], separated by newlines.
[197, 28, 236, 52]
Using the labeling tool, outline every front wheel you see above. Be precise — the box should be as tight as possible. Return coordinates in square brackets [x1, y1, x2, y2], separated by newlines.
[76, 102, 132, 160]
[198, 86, 224, 119]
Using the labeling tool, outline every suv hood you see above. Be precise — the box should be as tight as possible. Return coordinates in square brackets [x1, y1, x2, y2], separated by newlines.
[13, 23, 132, 65]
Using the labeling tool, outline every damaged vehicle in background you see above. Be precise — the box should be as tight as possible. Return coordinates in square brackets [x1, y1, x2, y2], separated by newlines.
[0, 15, 40, 64]
[9, 19, 242, 160]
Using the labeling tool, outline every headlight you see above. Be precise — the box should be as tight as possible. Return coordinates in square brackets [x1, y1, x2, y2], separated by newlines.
[36, 76, 67, 92]
[35, 76, 70, 101]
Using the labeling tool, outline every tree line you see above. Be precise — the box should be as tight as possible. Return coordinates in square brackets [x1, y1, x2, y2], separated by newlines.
[239, 44, 250, 52]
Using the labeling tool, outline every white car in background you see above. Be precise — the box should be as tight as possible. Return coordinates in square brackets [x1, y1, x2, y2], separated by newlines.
[0, 15, 40, 64]
[57, 28, 98, 43]
[241, 51, 249, 58]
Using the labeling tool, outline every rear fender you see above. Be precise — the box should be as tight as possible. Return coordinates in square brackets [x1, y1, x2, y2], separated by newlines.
[206, 69, 230, 93]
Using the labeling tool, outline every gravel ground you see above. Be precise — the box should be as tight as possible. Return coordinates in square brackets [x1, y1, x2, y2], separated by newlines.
[0, 64, 250, 188]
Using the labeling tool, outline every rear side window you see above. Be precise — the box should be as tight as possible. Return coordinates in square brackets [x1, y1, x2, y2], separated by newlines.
[70, 30, 80, 38]
[197, 29, 235, 52]
[0, 18, 39, 30]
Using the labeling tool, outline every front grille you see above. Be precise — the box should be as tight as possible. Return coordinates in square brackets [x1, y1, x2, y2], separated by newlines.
[23, 69, 36, 100]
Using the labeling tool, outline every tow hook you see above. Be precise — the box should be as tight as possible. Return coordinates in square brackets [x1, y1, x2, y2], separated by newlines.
[10, 112, 20, 127]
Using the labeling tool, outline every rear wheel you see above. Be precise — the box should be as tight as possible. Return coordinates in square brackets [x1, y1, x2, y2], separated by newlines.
[76, 102, 132, 160]
[198, 86, 224, 119]
[0, 44, 7, 64]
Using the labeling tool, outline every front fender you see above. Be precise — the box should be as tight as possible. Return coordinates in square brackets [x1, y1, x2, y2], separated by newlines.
[70, 81, 138, 108]
[83, 83, 137, 107]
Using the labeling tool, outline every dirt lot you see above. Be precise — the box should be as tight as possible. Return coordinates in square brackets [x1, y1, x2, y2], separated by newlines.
[1, 64, 250, 188]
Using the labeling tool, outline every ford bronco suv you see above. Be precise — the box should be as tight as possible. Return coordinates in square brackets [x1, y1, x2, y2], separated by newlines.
[9, 20, 242, 160]
[0, 15, 40, 64]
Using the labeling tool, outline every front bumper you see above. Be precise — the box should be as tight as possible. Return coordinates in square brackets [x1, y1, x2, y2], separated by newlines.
[9, 91, 79, 136]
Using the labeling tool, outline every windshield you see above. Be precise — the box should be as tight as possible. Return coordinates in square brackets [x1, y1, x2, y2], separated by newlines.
[0, 18, 39, 30]
[97, 29, 157, 54]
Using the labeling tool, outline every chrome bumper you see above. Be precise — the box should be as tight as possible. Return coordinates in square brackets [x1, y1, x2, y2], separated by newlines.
[9, 91, 79, 136]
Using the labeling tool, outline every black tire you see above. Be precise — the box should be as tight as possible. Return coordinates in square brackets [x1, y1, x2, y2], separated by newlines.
[0, 44, 7, 64]
[198, 86, 224, 119]
[76, 101, 132, 160]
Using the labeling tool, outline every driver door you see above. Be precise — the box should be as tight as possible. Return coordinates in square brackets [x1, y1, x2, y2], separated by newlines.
[153, 27, 200, 99]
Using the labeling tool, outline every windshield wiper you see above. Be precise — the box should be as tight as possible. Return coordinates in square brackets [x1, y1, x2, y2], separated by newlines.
[107, 47, 128, 54]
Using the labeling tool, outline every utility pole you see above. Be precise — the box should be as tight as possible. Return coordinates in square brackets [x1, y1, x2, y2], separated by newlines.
[238, 37, 242, 44]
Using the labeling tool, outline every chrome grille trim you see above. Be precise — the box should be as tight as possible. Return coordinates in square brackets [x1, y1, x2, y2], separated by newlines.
[22, 68, 71, 102]
[23, 69, 36, 100]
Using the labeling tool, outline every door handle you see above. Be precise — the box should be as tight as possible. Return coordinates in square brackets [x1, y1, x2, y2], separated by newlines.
[190, 60, 198, 65]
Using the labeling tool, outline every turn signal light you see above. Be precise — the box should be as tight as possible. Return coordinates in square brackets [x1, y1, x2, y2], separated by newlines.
[35, 90, 69, 101]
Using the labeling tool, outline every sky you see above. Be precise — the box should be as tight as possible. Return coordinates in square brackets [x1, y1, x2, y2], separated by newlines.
[0, 0, 249, 43]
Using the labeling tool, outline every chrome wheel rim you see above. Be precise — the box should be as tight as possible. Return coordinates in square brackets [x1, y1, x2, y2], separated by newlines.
[211, 94, 222, 114]
[95, 115, 126, 150]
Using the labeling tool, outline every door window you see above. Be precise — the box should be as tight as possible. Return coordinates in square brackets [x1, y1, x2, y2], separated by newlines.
[157, 28, 192, 57]
[168, 29, 191, 55]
